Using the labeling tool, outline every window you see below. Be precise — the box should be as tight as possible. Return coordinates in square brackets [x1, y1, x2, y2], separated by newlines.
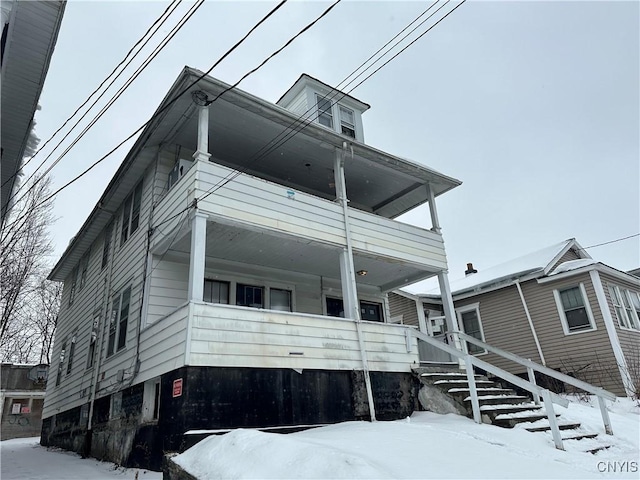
[326, 298, 384, 322]
[456, 305, 486, 354]
[86, 315, 99, 369]
[236, 284, 264, 308]
[339, 106, 356, 138]
[107, 286, 131, 357]
[79, 252, 90, 291]
[316, 94, 333, 128]
[270, 288, 292, 312]
[102, 222, 113, 270]
[68, 267, 79, 306]
[56, 339, 67, 386]
[609, 284, 640, 330]
[110, 392, 122, 419]
[204, 279, 229, 304]
[66, 333, 77, 375]
[360, 301, 382, 322]
[120, 181, 143, 246]
[553, 284, 596, 334]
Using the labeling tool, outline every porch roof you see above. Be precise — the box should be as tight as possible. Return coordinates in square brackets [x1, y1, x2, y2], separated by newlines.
[49, 67, 461, 282]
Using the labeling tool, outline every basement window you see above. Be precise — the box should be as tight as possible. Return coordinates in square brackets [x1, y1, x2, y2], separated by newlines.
[553, 284, 596, 334]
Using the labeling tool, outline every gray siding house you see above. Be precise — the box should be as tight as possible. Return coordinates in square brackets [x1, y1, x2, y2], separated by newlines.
[41, 69, 462, 469]
[390, 239, 640, 397]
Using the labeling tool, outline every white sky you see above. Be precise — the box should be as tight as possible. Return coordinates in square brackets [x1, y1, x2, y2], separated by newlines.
[27, 0, 639, 287]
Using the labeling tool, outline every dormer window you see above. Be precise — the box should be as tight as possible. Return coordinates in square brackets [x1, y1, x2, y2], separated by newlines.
[339, 106, 355, 138]
[316, 95, 333, 128]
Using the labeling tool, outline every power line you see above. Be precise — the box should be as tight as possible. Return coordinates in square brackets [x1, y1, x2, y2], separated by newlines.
[583, 233, 640, 250]
[6, 0, 205, 210]
[10, 0, 291, 221]
[2, 0, 183, 191]
[197, 0, 466, 206]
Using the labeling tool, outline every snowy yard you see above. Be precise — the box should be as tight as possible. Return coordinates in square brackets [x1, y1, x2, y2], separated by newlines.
[2, 396, 638, 479]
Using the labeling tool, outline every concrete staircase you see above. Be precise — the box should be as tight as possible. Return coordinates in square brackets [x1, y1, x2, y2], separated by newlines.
[415, 366, 612, 454]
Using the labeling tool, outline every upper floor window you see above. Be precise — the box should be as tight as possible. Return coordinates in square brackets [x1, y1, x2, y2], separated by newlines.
[316, 95, 333, 128]
[120, 181, 143, 247]
[107, 286, 131, 356]
[236, 284, 264, 308]
[204, 279, 230, 304]
[86, 315, 99, 369]
[68, 267, 79, 306]
[102, 222, 113, 270]
[66, 332, 77, 375]
[553, 284, 596, 334]
[609, 284, 640, 330]
[339, 106, 355, 138]
[56, 339, 67, 386]
[326, 297, 384, 322]
[79, 251, 90, 291]
[270, 288, 292, 312]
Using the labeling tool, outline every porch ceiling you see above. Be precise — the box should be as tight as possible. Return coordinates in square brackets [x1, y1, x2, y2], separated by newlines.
[168, 221, 436, 291]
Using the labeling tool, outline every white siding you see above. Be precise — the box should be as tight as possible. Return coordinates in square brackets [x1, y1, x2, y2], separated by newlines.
[153, 160, 447, 270]
[188, 302, 417, 372]
[136, 304, 188, 383]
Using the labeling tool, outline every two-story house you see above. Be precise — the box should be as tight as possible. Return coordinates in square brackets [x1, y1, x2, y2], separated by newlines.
[40, 68, 462, 469]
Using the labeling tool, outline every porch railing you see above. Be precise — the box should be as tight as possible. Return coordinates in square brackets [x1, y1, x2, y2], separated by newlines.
[410, 329, 615, 451]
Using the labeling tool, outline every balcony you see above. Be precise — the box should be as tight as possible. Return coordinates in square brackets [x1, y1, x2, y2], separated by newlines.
[152, 159, 447, 291]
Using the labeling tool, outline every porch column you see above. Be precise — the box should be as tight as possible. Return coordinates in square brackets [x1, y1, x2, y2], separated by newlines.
[334, 143, 377, 422]
[438, 271, 464, 352]
[192, 100, 211, 162]
[426, 183, 442, 234]
[333, 146, 360, 319]
[188, 211, 207, 301]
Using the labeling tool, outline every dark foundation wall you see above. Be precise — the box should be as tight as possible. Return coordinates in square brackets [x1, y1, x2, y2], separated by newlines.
[41, 367, 419, 471]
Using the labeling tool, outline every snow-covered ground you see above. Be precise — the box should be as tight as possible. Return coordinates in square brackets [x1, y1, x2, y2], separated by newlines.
[2, 396, 638, 479]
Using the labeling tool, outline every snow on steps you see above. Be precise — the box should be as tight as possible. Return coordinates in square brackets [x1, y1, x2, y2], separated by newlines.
[415, 367, 612, 454]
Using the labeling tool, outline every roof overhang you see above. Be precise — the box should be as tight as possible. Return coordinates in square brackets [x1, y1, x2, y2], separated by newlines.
[1, 0, 66, 226]
[49, 67, 461, 281]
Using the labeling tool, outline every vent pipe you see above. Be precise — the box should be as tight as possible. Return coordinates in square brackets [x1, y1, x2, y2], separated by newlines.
[465, 263, 477, 276]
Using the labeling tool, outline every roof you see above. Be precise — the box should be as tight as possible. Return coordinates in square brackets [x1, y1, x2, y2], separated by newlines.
[49, 67, 461, 281]
[0, 0, 66, 226]
[420, 238, 589, 297]
[276, 73, 371, 111]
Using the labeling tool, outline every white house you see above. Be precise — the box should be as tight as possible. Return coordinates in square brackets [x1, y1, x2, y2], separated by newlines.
[40, 68, 462, 469]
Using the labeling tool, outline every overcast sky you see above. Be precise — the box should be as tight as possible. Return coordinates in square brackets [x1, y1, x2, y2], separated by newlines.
[27, 0, 639, 290]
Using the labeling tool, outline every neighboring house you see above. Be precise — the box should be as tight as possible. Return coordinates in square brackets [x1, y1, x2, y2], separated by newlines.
[1, 363, 49, 440]
[390, 239, 640, 397]
[40, 69, 462, 469]
[0, 0, 66, 226]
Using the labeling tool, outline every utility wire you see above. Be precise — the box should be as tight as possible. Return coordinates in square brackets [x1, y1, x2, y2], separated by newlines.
[153, 0, 461, 231]
[11, 0, 290, 220]
[7, 0, 204, 210]
[197, 0, 466, 206]
[3, 0, 183, 191]
[582, 234, 640, 250]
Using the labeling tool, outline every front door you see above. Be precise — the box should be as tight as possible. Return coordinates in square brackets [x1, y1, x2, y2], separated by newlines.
[418, 310, 456, 363]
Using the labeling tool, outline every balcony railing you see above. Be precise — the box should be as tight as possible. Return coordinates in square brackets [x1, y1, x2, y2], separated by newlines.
[153, 160, 447, 270]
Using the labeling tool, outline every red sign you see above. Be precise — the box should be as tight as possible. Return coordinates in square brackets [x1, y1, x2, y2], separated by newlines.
[21, 406, 31, 414]
[172, 378, 183, 398]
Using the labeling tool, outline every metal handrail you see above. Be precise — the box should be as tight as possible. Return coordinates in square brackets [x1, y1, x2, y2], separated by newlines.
[410, 328, 614, 450]
[455, 331, 616, 401]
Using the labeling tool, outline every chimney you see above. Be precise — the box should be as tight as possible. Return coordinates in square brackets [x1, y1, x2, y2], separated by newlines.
[465, 263, 477, 276]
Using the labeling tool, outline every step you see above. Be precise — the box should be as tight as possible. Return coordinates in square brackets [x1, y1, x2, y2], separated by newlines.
[479, 403, 540, 413]
[464, 395, 531, 406]
[524, 422, 581, 433]
[448, 387, 514, 395]
[561, 432, 599, 441]
[561, 436, 613, 454]
[419, 372, 484, 383]
[434, 379, 494, 386]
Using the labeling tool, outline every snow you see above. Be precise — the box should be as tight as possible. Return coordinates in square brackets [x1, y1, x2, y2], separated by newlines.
[0, 437, 161, 480]
[550, 258, 598, 275]
[2, 396, 638, 479]
[419, 239, 583, 296]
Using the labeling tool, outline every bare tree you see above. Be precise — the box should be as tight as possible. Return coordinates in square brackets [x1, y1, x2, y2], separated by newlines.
[0, 175, 58, 364]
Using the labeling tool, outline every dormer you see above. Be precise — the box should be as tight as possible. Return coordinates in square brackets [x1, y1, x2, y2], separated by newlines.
[277, 74, 370, 143]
